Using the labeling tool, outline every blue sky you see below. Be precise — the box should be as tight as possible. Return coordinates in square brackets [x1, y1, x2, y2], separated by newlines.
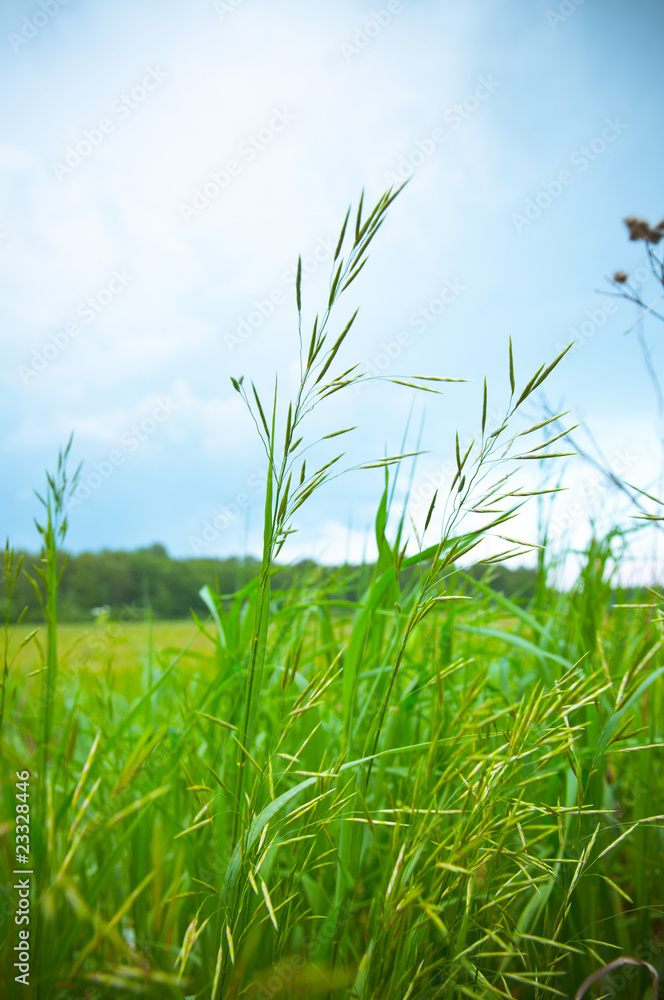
[1, 0, 663, 578]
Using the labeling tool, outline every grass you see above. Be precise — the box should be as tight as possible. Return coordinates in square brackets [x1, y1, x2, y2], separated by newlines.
[1, 547, 663, 998]
[5, 620, 214, 674]
[0, 189, 663, 999]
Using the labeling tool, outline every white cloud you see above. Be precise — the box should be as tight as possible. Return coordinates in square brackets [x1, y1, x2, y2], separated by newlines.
[1, 0, 663, 579]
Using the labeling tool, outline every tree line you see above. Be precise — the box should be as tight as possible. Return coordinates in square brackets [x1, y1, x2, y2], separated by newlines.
[1, 543, 540, 623]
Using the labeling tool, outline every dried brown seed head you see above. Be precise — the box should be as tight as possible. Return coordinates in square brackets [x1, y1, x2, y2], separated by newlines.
[624, 216, 662, 244]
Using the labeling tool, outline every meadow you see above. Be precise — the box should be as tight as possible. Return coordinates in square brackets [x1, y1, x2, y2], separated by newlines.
[1, 189, 663, 999]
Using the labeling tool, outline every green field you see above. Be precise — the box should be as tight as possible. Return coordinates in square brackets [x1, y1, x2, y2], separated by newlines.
[1, 551, 663, 999]
[1, 190, 663, 999]
[6, 619, 214, 681]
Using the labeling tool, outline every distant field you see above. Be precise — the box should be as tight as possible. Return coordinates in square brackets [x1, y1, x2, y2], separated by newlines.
[2, 183, 663, 998]
[8, 612, 521, 677]
[4, 576, 662, 999]
[8, 619, 212, 677]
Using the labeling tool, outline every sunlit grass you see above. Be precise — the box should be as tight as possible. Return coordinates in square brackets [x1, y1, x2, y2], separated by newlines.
[1, 190, 662, 999]
[5, 621, 213, 676]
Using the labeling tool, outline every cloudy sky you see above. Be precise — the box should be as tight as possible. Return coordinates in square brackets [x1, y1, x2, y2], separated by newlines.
[1, 0, 663, 578]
